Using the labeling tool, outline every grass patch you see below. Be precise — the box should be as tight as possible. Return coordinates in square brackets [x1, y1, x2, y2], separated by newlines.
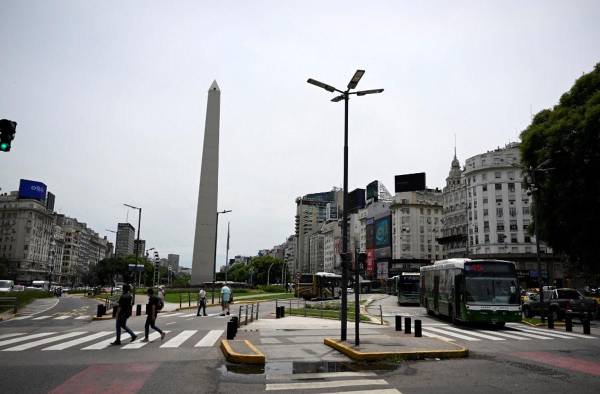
[0, 290, 54, 313]
[288, 308, 371, 322]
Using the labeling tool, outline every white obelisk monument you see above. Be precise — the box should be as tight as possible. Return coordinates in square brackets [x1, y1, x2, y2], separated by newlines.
[191, 80, 220, 285]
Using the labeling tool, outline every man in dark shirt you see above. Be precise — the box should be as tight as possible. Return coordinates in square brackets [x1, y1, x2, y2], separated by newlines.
[111, 284, 137, 345]
[143, 288, 166, 342]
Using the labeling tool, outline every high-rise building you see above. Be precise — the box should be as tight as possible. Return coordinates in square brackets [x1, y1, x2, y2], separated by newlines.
[167, 254, 180, 272]
[115, 223, 135, 258]
[134, 239, 146, 258]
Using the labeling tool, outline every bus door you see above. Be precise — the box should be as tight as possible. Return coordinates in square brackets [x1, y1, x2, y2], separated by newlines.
[454, 274, 463, 319]
[433, 275, 440, 311]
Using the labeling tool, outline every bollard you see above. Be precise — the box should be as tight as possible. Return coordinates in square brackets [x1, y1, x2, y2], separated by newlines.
[280, 306, 285, 318]
[136, 304, 142, 316]
[404, 316, 412, 334]
[226, 320, 236, 340]
[395, 315, 402, 331]
[97, 304, 103, 317]
[583, 318, 591, 335]
[179, 293, 182, 308]
[238, 306, 242, 323]
[565, 315, 572, 332]
[275, 305, 281, 318]
[112, 306, 117, 318]
[414, 319, 422, 337]
[547, 313, 554, 329]
[231, 315, 239, 329]
[250, 304, 254, 322]
[256, 303, 260, 320]
[245, 305, 249, 325]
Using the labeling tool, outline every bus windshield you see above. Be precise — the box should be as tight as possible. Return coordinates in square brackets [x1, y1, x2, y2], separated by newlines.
[465, 277, 519, 305]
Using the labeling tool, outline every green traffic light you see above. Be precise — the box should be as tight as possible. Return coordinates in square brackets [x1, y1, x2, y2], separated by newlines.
[0, 142, 8, 151]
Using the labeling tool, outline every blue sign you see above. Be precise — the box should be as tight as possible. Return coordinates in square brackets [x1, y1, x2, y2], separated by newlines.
[18, 179, 47, 201]
[374, 216, 391, 248]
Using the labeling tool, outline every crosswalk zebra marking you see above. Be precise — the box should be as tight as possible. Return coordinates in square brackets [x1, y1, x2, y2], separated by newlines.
[195, 329, 223, 347]
[265, 379, 389, 391]
[81, 331, 143, 350]
[161, 313, 184, 317]
[422, 327, 481, 341]
[32, 315, 52, 320]
[477, 330, 531, 340]
[0, 333, 25, 340]
[509, 327, 575, 339]
[325, 389, 402, 394]
[122, 331, 171, 349]
[75, 316, 90, 320]
[54, 315, 71, 320]
[502, 330, 553, 340]
[3, 332, 86, 351]
[421, 331, 455, 341]
[11, 315, 33, 320]
[161, 330, 196, 348]
[440, 326, 506, 341]
[42, 331, 113, 350]
[266, 371, 377, 381]
[508, 325, 597, 339]
[0, 332, 57, 347]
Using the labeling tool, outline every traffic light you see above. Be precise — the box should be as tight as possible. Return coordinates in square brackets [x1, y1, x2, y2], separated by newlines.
[357, 253, 367, 273]
[0, 119, 17, 152]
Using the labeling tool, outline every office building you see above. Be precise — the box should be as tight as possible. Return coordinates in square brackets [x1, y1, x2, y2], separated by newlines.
[115, 222, 135, 258]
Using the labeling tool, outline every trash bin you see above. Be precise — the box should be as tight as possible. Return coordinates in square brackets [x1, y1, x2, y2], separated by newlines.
[96, 304, 104, 317]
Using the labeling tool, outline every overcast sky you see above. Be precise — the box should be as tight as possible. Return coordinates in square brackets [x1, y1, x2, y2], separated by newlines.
[1, 1, 598, 268]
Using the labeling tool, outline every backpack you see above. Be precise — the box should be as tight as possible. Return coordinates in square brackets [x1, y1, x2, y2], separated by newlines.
[157, 297, 164, 311]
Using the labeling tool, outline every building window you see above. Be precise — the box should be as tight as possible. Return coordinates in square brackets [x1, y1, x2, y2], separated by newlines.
[482, 173, 487, 181]
[484, 234, 490, 243]
[511, 234, 518, 243]
[509, 207, 517, 217]
[483, 209, 488, 217]
[495, 183, 502, 191]
[497, 222, 505, 231]
[508, 171, 515, 180]
[510, 220, 518, 231]
[508, 183, 515, 192]
[495, 171, 501, 179]
[496, 208, 503, 217]
[484, 221, 489, 232]
[524, 235, 531, 243]
[523, 207, 530, 215]
[498, 233, 505, 243]
[482, 185, 487, 192]
[483, 198, 488, 204]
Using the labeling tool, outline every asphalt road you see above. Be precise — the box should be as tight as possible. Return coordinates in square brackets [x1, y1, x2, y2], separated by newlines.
[0, 294, 599, 393]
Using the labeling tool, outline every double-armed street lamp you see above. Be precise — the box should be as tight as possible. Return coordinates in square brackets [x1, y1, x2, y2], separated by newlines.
[307, 70, 383, 343]
[212, 209, 232, 304]
[124, 203, 142, 303]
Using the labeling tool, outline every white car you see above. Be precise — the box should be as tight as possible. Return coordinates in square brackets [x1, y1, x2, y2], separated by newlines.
[0, 280, 14, 292]
[347, 287, 354, 294]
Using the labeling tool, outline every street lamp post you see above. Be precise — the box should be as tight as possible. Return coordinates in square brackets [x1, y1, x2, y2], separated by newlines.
[105, 229, 118, 296]
[124, 203, 142, 304]
[307, 70, 383, 343]
[267, 262, 275, 286]
[212, 209, 231, 304]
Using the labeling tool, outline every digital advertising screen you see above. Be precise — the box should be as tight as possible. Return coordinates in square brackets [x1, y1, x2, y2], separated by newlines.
[374, 216, 391, 248]
[394, 172, 426, 193]
[18, 179, 47, 201]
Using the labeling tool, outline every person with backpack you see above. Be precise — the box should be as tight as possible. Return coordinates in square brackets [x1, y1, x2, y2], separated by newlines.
[111, 284, 137, 345]
[142, 288, 165, 342]
[220, 284, 231, 316]
[197, 286, 207, 316]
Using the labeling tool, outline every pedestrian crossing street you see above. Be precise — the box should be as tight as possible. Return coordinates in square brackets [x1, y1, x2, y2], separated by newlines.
[265, 371, 401, 393]
[0, 329, 224, 352]
[420, 323, 597, 343]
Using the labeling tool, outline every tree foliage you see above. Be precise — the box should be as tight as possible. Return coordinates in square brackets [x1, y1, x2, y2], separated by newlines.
[520, 63, 600, 275]
[220, 255, 288, 285]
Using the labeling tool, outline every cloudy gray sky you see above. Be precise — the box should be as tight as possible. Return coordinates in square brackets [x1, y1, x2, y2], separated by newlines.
[1, 1, 599, 268]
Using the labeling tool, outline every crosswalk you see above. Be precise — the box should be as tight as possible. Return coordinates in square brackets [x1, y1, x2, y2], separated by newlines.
[8, 311, 225, 322]
[0, 329, 224, 352]
[420, 323, 597, 343]
[265, 371, 401, 393]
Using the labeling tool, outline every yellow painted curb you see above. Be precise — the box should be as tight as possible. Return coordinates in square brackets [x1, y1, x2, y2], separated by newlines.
[92, 315, 114, 321]
[220, 339, 265, 365]
[324, 337, 468, 361]
[521, 320, 565, 328]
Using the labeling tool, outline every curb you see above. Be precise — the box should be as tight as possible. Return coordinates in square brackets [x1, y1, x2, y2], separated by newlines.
[92, 315, 114, 321]
[220, 339, 265, 364]
[521, 320, 565, 328]
[324, 337, 468, 361]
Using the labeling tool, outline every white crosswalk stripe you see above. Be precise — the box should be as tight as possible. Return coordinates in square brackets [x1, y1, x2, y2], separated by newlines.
[11, 315, 33, 320]
[181, 313, 197, 318]
[266, 372, 377, 381]
[0, 332, 57, 347]
[508, 324, 597, 339]
[54, 315, 71, 320]
[266, 379, 389, 391]
[422, 327, 481, 341]
[422, 331, 455, 341]
[440, 326, 505, 341]
[122, 331, 171, 349]
[3, 332, 86, 351]
[161, 313, 184, 317]
[510, 327, 575, 339]
[501, 330, 553, 340]
[160, 330, 196, 348]
[195, 329, 223, 347]
[0, 333, 25, 340]
[75, 316, 90, 320]
[324, 390, 401, 394]
[477, 330, 531, 340]
[32, 315, 52, 320]
[82, 331, 143, 350]
[43, 331, 113, 350]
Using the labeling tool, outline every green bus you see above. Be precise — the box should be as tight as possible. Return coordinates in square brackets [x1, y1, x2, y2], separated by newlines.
[420, 259, 521, 326]
[397, 272, 421, 305]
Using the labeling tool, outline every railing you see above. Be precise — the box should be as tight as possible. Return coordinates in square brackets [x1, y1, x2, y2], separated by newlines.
[236, 302, 260, 327]
[275, 298, 384, 325]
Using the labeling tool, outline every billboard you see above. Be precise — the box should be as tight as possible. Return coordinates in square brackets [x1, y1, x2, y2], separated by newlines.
[366, 249, 375, 277]
[348, 188, 365, 212]
[377, 261, 389, 279]
[18, 179, 47, 201]
[366, 220, 375, 249]
[394, 172, 426, 193]
[366, 181, 378, 201]
[374, 216, 391, 248]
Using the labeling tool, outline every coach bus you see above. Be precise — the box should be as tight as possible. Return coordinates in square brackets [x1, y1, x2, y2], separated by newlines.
[295, 272, 342, 300]
[397, 272, 421, 305]
[420, 259, 521, 326]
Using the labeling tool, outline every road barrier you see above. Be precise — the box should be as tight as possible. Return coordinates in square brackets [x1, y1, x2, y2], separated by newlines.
[414, 319, 422, 337]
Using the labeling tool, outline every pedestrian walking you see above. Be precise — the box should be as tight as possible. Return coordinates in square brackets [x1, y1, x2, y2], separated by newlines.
[111, 284, 137, 345]
[143, 288, 165, 342]
[220, 284, 231, 315]
[158, 285, 165, 302]
[197, 286, 207, 316]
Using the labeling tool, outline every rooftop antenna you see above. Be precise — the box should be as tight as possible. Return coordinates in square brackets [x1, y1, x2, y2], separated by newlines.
[454, 133, 457, 159]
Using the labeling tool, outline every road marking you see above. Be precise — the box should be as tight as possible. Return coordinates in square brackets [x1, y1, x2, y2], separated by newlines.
[421, 331, 455, 341]
[322, 390, 402, 394]
[122, 331, 170, 349]
[509, 327, 575, 339]
[440, 326, 505, 341]
[11, 315, 33, 320]
[42, 331, 113, 350]
[0, 333, 25, 340]
[181, 313, 197, 317]
[195, 329, 223, 347]
[75, 316, 90, 320]
[160, 330, 196, 348]
[508, 325, 597, 339]
[0, 332, 57, 347]
[3, 332, 86, 351]
[81, 331, 142, 350]
[501, 330, 552, 340]
[422, 327, 481, 341]
[166, 322, 176, 326]
[479, 330, 531, 340]
[54, 315, 71, 320]
[265, 379, 389, 391]
[161, 313, 184, 317]
[266, 371, 377, 381]
[32, 315, 52, 320]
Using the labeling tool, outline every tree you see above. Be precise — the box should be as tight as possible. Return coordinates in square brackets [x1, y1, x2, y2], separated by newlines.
[520, 63, 600, 278]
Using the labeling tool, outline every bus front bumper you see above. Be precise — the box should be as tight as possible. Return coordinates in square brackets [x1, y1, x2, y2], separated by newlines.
[464, 305, 522, 323]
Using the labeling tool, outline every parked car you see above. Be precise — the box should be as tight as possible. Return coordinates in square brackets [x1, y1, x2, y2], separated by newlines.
[0, 280, 14, 292]
[522, 288, 597, 320]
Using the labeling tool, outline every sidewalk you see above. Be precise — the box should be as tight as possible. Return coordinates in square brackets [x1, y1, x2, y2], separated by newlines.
[229, 316, 467, 365]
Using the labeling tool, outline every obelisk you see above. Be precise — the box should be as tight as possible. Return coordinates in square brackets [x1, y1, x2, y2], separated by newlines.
[191, 80, 220, 285]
